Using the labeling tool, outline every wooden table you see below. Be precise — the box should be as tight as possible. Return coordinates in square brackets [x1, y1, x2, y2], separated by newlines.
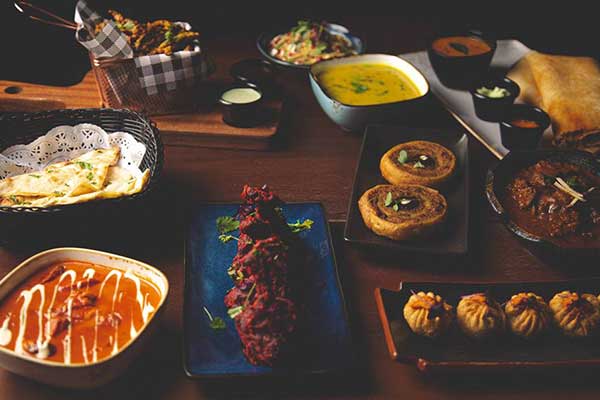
[2, 19, 600, 399]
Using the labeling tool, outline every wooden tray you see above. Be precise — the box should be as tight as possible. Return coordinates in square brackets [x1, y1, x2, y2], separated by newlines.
[0, 71, 283, 150]
[376, 280, 600, 373]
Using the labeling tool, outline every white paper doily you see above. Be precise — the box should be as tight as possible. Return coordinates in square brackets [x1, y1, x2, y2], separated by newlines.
[0, 124, 147, 179]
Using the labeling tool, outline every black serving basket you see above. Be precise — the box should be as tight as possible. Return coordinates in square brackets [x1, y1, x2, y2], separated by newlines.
[0, 108, 164, 245]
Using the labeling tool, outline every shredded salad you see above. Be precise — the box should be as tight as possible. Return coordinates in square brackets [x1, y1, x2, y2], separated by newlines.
[269, 20, 357, 65]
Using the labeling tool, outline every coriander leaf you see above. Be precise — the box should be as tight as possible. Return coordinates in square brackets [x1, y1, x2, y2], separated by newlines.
[209, 317, 226, 330]
[227, 305, 244, 319]
[392, 203, 399, 211]
[219, 234, 238, 243]
[216, 216, 240, 234]
[350, 81, 369, 94]
[203, 307, 226, 330]
[288, 218, 314, 233]
[384, 191, 393, 207]
[86, 172, 95, 181]
[76, 161, 93, 170]
[123, 21, 135, 31]
[9, 195, 22, 205]
[397, 150, 408, 164]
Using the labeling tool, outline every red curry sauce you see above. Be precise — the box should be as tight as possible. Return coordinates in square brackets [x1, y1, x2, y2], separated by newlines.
[432, 36, 492, 57]
[0, 261, 161, 364]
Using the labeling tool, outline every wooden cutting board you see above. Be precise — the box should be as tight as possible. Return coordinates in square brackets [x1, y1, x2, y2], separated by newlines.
[0, 71, 283, 150]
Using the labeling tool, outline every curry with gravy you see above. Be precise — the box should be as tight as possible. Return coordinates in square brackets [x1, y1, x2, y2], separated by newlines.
[0, 261, 161, 364]
[317, 63, 422, 106]
[505, 160, 600, 247]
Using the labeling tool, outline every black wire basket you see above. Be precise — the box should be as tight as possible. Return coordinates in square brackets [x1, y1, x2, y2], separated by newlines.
[0, 108, 164, 243]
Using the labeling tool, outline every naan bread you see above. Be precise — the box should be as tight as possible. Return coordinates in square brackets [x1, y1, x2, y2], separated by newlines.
[508, 51, 600, 154]
[0, 167, 150, 207]
[0, 147, 120, 198]
[0, 147, 149, 208]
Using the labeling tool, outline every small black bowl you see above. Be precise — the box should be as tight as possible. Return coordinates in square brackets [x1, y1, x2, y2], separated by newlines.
[230, 59, 279, 97]
[500, 104, 551, 150]
[471, 77, 520, 121]
[218, 83, 264, 128]
[427, 31, 497, 89]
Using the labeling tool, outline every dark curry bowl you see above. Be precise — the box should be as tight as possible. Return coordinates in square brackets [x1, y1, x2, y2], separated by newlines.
[470, 77, 520, 122]
[427, 31, 497, 89]
[485, 150, 600, 258]
[500, 104, 551, 151]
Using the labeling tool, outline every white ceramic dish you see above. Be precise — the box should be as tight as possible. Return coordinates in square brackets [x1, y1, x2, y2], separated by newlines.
[309, 54, 430, 132]
[0, 248, 169, 388]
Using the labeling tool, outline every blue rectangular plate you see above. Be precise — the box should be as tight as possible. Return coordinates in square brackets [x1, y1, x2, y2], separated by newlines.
[183, 203, 354, 377]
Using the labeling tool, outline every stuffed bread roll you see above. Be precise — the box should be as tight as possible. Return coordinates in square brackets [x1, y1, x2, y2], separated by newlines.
[380, 140, 456, 187]
[358, 184, 447, 240]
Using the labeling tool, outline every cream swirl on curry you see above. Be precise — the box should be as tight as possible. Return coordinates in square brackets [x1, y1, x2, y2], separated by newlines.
[0, 261, 161, 364]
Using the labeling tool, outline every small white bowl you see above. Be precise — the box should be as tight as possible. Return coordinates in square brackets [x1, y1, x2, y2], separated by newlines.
[0, 247, 169, 388]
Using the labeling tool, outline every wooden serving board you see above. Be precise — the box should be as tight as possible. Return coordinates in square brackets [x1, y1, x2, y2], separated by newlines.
[0, 71, 283, 150]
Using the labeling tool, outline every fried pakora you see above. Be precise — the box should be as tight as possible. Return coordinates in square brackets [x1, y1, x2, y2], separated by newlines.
[94, 10, 199, 56]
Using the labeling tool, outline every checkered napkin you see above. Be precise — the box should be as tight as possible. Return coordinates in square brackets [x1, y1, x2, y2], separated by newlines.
[74, 0, 211, 95]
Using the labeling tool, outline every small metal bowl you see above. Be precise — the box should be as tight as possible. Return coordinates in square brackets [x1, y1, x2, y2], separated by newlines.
[218, 84, 264, 128]
[499, 104, 551, 151]
[470, 77, 520, 122]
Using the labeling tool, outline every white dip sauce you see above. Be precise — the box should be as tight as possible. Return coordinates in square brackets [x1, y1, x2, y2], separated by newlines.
[221, 88, 261, 104]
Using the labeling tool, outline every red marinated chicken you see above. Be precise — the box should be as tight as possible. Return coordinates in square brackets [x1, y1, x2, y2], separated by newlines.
[224, 185, 298, 366]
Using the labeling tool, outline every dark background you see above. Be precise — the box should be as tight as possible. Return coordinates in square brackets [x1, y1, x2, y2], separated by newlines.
[1, 0, 597, 86]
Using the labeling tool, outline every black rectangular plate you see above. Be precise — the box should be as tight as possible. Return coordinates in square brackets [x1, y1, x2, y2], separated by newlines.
[376, 279, 600, 372]
[344, 125, 469, 255]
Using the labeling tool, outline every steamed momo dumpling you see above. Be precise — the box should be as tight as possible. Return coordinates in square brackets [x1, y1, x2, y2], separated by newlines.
[403, 291, 453, 338]
[457, 293, 506, 339]
[549, 291, 600, 337]
[504, 292, 552, 338]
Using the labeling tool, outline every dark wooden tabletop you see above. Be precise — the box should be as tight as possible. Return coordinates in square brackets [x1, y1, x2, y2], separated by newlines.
[2, 17, 600, 400]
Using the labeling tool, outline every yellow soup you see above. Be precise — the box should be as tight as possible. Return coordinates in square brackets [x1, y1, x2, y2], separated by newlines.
[317, 63, 422, 106]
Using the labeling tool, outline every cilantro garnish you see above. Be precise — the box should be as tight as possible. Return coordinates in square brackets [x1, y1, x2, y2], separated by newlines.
[9, 195, 22, 205]
[76, 161, 93, 170]
[397, 150, 408, 164]
[351, 81, 369, 94]
[287, 219, 314, 233]
[203, 307, 226, 331]
[219, 234, 238, 243]
[384, 192, 393, 207]
[216, 216, 240, 234]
